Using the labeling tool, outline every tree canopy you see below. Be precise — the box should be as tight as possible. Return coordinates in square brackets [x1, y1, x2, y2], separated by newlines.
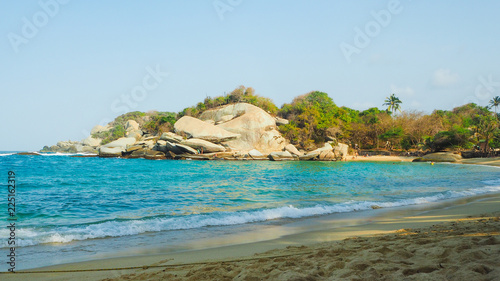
[95, 86, 500, 152]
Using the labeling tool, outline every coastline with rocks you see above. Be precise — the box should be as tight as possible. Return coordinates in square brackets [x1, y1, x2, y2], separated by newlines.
[40, 103, 350, 162]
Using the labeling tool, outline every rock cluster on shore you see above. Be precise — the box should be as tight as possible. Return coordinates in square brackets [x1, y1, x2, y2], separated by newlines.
[412, 152, 463, 163]
[40, 103, 350, 161]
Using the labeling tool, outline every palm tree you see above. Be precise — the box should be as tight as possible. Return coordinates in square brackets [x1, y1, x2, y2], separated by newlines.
[489, 96, 500, 116]
[383, 94, 402, 114]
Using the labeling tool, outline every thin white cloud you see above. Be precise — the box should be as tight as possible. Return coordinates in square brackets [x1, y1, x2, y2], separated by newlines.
[431, 68, 459, 88]
[390, 84, 414, 97]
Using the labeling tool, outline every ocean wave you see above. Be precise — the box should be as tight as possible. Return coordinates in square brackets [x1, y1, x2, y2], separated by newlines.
[482, 178, 500, 185]
[2, 185, 499, 248]
[0, 153, 15, 156]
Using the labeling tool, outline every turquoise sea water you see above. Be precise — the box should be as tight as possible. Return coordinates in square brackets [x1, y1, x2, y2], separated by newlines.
[1, 152, 500, 269]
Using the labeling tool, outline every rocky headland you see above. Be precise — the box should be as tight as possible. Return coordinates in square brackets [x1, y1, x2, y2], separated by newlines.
[41, 103, 349, 161]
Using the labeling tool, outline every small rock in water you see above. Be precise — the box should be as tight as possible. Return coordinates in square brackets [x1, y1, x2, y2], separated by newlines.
[16, 152, 40, 156]
[371, 205, 382, 209]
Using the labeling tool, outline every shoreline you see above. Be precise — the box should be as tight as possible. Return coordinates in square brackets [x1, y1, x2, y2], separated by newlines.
[2, 157, 499, 280]
[10, 151, 500, 168]
[3, 194, 499, 280]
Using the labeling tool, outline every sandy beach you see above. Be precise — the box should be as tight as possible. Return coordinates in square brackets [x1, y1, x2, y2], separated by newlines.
[349, 155, 500, 167]
[2, 158, 499, 281]
[347, 155, 416, 162]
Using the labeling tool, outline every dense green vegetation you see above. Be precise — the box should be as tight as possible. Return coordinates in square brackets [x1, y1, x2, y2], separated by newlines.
[278, 91, 352, 150]
[279, 92, 500, 153]
[92, 111, 176, 144]
[142, 111, 177, 135]
[179, 85, 278, 117]
[92, 85, 500, 152]
[92, 111, 146, 144]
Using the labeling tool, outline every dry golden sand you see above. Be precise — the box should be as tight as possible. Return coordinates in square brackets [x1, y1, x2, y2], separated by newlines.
[348, 155, 500, 167]
[461, 157, 500, 167]
[346, 155, 416, 162]
[103, 214, 500, 281]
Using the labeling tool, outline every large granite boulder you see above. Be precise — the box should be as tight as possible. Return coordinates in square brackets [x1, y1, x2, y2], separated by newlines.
[181, 139, 226, 153]
[174, 116, 240, 143]
[127, 148, 147, 158]
[175, 143, 198, 154]
[101, 137, 137, 149]
[153, 140, 168, 153]
[248, 149, 264, 157]
[74, 144, 97, 154]
[200, 103, 286, 154]
[300, 143, 342, 161]
[135, 140, 155, 149]
[48, 145, 59, 152]
[82, 136, 102, 147]
[99, 147, 123, 158]
[57, 140, 79, 148]
[268, 151, 294, 161]
[126, 130, 143, 140]
[41, 140, 82, 153]
[91, 125, 111, 135]
[165, 141, 184, 154]
[333, 143, 349, 158]
[65, 145, 78, 153]
[160, 132, 184, 143]
[125, 120, 140, 132]
[299, 151, 321, 160]
[128, 149, 166, 160]
[413, 152, 462, 163]
[125, 146, 143, 156]
[275, 117, 289, 125]
[319, 150, 336, 161]
[216, 115, 235, 124]
[285, 144, 303, 156]
[154, 140, 198, 155]
[144, 150, 166, 160]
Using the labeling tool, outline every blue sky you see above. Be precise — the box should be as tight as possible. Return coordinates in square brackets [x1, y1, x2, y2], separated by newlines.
[2, 0, 500, 151]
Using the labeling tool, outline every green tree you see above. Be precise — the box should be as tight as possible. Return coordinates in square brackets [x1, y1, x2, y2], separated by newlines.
[278, 91, 349, 149]
[489, 96, 500, 116]
[143, 112, 177, 134]
[383, 94, 402, 114]
[379, 127, 404, 150]
[476, 114, 499, 152]
[198, 86, 278, 114]
[425, 127, 472, 152]
[358, 107, 388, 149]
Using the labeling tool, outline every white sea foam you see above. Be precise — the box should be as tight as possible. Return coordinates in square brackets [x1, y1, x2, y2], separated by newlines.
[482, 178, 500, 186]
[3, 184, 500, 248]
[0, 153, 15, 156]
